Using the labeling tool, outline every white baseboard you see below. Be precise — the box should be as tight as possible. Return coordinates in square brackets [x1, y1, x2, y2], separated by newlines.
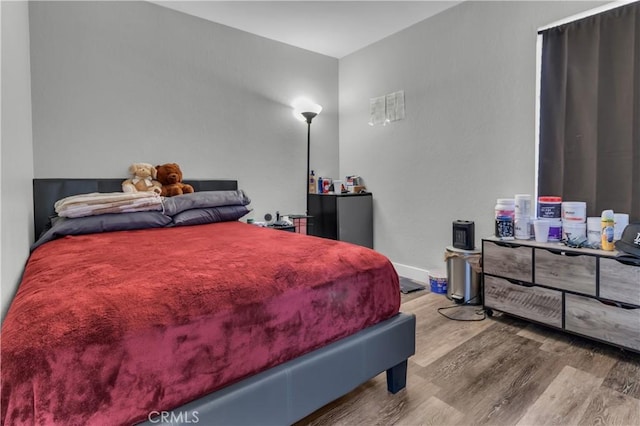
[392, 262, 430, 283]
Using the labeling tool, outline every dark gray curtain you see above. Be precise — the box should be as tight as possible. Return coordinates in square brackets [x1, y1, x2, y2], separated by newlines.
[538, 2, 640, 221]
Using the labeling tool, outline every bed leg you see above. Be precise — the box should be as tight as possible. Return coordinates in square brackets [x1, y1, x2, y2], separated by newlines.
[386, 360, 408, 394]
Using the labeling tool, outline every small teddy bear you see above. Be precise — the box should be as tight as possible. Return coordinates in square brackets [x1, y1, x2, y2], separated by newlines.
[155, 163, 195, 197]
[122, 163, 162, 194]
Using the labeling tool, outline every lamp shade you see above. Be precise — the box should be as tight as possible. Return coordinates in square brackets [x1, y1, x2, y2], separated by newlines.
[292, 98, 322, 122]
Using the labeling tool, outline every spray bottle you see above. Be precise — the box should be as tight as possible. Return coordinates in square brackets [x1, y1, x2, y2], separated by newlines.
[601, 210, 615, 251]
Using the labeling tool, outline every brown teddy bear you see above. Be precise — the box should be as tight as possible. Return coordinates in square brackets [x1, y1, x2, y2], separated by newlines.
[122, 163, 162, 194]
[155, 163, 195, 197]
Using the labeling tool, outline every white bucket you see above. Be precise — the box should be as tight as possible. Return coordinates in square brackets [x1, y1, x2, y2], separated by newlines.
[562, 221, 586, 241]
[562, 201, 587, 222]
[586, 217, 601, 245]
[429, 270, 448, 294]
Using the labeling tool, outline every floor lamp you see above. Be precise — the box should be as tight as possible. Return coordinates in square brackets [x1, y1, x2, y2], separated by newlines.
[293, 99, 322, 216]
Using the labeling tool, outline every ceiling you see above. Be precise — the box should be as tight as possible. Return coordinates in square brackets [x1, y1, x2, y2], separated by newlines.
[152, 1, 462, 58]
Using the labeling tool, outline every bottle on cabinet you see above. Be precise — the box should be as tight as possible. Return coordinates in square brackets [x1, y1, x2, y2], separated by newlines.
[601, 210, 615, 251]
[494, 199, 515, 240]
[308, 170, 317, 194]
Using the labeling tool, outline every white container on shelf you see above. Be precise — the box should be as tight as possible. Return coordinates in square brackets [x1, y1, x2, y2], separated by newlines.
[561, 201, 587, 222]
[586, 217, 601, 245]
[494, 199, 515, 240]
[562, 221, 586, 241]
[515, 194, 532, 218]
[614, 213, 629, 240]
[538, 196, 562, 219]
[514, 216, 531, 240]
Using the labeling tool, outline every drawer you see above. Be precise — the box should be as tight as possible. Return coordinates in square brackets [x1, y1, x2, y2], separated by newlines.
[600, 258, 640, 306]
[483, 241, 532, 283]
[534, 248, 596, 295]
[484, 275, 562, 328]
[565, 293, 640, 352]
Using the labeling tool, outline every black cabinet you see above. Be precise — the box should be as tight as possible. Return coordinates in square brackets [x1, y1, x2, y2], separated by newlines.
[307, 193, 373, 248]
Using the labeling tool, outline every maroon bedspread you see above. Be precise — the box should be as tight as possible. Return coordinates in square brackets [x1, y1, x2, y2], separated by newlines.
[1, 222, 399, 425]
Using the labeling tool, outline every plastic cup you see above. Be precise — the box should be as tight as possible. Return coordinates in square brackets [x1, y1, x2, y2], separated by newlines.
[533, 219, 551, 243]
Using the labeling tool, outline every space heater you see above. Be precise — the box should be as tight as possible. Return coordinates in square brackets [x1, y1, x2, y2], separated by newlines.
[453, 220, 475, 250]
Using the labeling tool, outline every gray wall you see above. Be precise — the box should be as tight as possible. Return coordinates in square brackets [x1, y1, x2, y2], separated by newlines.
[29, 1, 339, 223]
[1, 0, 35, 322]
[339, 1, 603, 279]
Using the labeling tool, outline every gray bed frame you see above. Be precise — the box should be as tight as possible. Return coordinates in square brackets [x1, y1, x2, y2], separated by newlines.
[33, 178, 417, 426]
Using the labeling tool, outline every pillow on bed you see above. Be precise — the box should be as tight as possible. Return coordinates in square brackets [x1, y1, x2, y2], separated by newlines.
[171, 205, 250, 226]
[163, 190, 251, 216]
[32, 211, 172, 250]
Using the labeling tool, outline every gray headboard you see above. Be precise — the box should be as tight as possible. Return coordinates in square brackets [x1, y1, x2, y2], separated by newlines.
[33, 178, 238, 239]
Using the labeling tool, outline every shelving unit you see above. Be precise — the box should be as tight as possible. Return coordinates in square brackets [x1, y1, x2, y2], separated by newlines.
[482, 237, 640, 352]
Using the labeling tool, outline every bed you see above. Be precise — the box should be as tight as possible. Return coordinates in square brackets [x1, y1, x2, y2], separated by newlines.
[1, 179, 416, 426]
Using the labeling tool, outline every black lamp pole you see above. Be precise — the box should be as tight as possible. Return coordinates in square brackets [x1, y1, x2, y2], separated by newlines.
[301, 111, 317, 216]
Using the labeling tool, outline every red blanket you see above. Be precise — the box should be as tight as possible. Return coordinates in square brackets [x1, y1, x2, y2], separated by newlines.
[1, 222, 399, 425]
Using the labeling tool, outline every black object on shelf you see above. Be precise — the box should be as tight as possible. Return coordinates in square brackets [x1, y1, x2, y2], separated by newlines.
[268, 224, 295, 232]
[453, 220, 475, 250]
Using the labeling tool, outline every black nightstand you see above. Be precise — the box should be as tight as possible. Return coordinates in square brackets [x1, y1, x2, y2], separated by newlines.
[307, 192, 373, 248]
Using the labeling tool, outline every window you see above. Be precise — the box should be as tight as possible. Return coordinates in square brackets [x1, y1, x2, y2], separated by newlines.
[537, 1, 639, 221]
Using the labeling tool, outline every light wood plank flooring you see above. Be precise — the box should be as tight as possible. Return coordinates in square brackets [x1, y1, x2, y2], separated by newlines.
[297, 288, 640, 426]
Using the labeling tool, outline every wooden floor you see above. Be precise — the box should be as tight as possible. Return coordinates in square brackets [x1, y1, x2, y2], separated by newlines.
[297, 288, 640, 426]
